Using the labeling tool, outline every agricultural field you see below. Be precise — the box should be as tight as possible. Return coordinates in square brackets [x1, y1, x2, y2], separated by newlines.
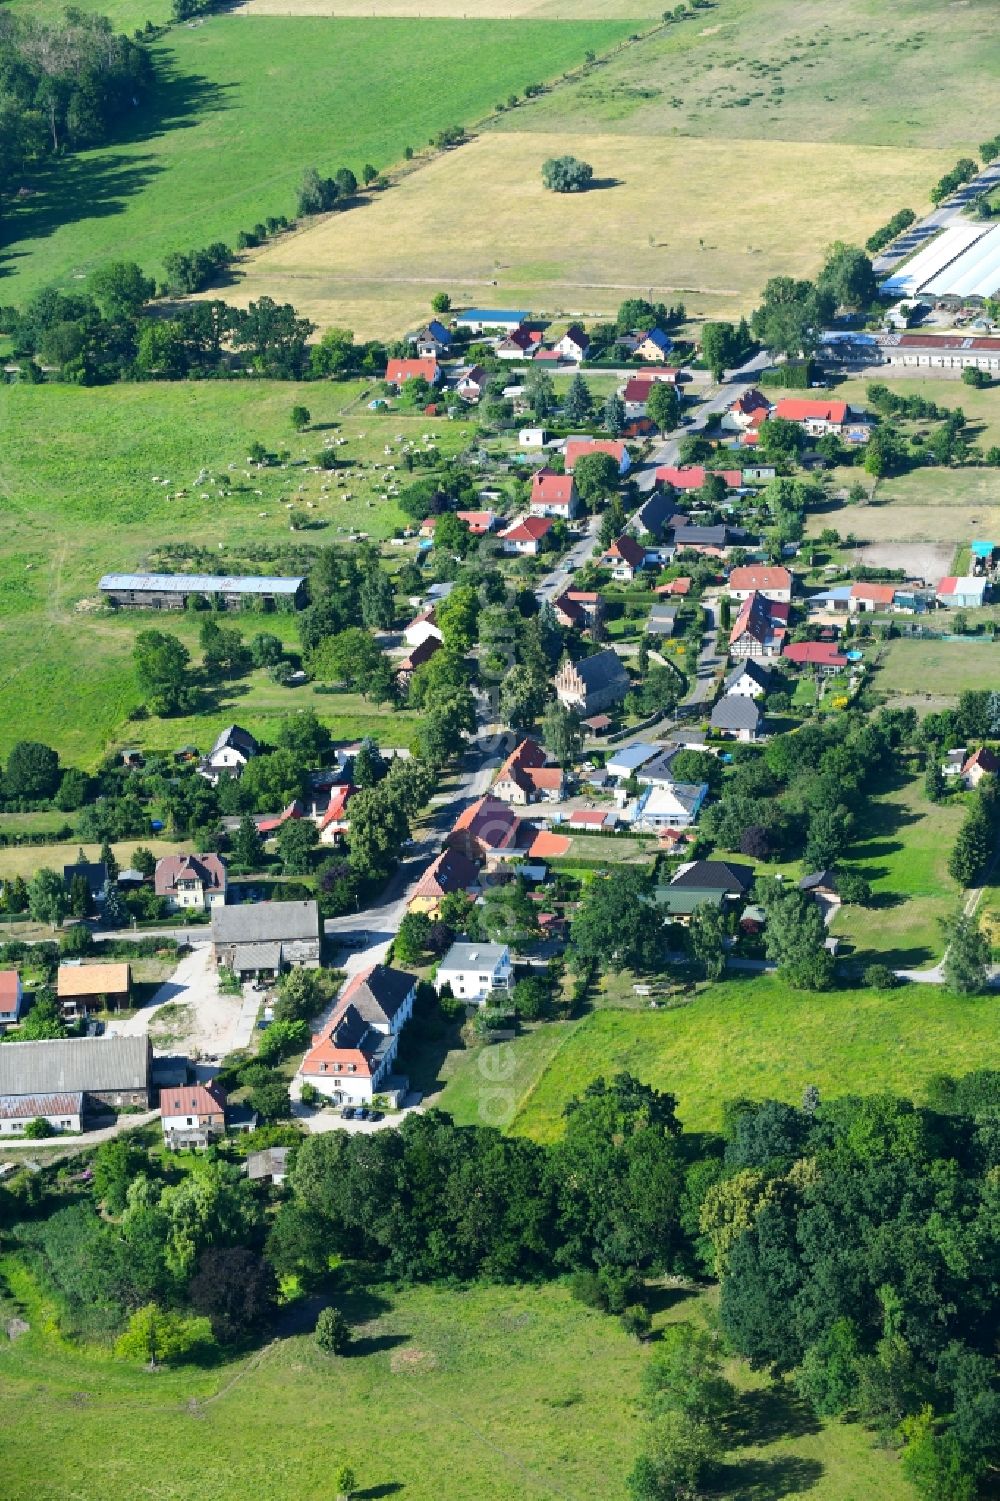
[0, 1267, 915, 1501]
[875, 638, 1000, 706]
[434, 976, 1000, 1142]
[240, 0, 662, 15]
[0, 379, 466, 767]
[0, 15, 633, 307]
[493, 0, 998, 150]
[236, 130, 950, 334]
[0, 836, 185, 883]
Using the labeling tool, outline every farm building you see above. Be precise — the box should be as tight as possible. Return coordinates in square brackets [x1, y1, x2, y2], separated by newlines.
[455, 308, 530, 333]
[99, 573, 306, 611]
[56, 963, 131, 1020]
[211, 900, 321, 978]
[878, 332, 1000, 375]
[0, 1034, 152, 1120]
[937, 576, 988, 608]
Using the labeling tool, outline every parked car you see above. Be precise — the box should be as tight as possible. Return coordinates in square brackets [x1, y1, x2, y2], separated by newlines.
[341, 1106, 355, 1120]
[355, 1107, 370, 1121]
[369, 1110, 384, 1122]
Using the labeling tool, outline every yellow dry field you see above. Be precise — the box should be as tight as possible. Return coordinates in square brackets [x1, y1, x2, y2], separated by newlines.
[228, 132, 952, 337]
[237, 0, 659, 16]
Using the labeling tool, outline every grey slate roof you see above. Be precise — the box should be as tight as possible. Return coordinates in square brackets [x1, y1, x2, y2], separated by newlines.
[724, 660, 772, 694]
[800, 870, 838, 893]
[573, 650, 630, 693]
[710, 697, 762, 731]
[207, 724, 259, 759]
[100, 572, 304, 595]
[62, 861, 108, 897]
[212, 899, 320, 945]
[633, 492, 683, 541]
[671, 523, 749, 548]
[348, 964, 416, 1026]
[0, 1036, 150, 1098]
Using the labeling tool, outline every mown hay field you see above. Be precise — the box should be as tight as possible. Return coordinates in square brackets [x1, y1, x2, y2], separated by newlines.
[0, 15, 633, 305]
[232, 131, 952, 335]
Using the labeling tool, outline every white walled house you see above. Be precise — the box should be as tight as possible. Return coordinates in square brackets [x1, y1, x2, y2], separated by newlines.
[0, 970, 24, 1030]
[0, 1092, 83, 1136]
[154, 853, 228, 913]
[300, 965, 416, 1105]
[435, 942, 513, 1003]
[198, 724, 259, 785]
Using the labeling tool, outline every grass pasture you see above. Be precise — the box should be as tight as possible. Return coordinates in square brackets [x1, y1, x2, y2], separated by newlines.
[875, 638, 1000, 710]
[438, 977, 1000, 1142]
[494, 0, 998, 149]
[239, 0, 662, 14]
[235, 131, 950, 333]
[0, 1270, 917, 1501]
[0, 16, 633, 306]
[0, 379, 469, 766]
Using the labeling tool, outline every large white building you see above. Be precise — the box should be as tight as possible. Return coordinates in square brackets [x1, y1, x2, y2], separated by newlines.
[435, 943, 513, 1004]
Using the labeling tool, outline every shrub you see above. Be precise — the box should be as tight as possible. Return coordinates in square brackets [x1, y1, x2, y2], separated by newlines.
[864, 963, 901, 991]
[315, 1305, 351, 1354]
[541, 155, 594, 193]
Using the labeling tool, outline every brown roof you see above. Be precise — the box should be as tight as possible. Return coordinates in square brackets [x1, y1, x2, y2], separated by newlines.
[154, 852, 226, 897]
[449, 796, 523, 851]
[0, 1092, 83, 1120]
[502, 515, 553, 543]
[57, 963, 130, 998]
[161, 1084, 226, 1118]
[411, 848, 480, 900]
[729, 566, 792, 593]
[398, 635, 441, 673]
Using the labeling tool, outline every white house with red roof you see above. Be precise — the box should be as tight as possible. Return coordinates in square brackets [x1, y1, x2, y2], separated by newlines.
[403, 606, 443, 650]
[161, 1083, 227, 1148]
[728, 566, 793, 604]
[771, 397, 848, 434]
[0, 970, 24, 1031]
[317, 784, 357, 846]
[783, 641, 848, 672]
[849, 582, 897, 614]
[529, 468, 579, 519]
[501, 515, 553, 556]
[456, 509, 498, 534]
[154, 853, 228, 913]
[492, 737, 567, 805]
[300, 964, 417, 1105]
[726, 388, 771, 430]
[729, 593, 789, 659]
[961, 747, 1000, 788]
[385, 357, 440, 386]
[564, 438, 630, 475]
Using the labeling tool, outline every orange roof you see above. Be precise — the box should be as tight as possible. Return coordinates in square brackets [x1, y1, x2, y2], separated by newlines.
[564, 439, 626, 473]
[57, 962, 130, 997]
[0, 970, 20, 1003]
[318, 785, 355, 829]
[772, 398, 848, 424]
[655, 577, 691, 596]
[161, 1084, 225, 1117]
[456, 510, 495, 533]
[530, 469, 576, 507]
[729, 566, 792, 592]
[525, 767, 564, 790]
[386, 357, 438, 383]
[850, 582, 896, 605]
[528, 831, 572, 859]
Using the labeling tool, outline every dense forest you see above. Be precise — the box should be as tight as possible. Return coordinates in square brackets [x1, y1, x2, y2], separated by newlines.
[5, 1071, 1000, 1501]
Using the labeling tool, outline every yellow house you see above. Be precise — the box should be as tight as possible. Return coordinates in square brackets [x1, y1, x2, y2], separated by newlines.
[407, 848, 480, 917]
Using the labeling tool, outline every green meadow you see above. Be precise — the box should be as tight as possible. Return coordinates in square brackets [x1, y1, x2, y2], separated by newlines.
[0, 14, 635, 304]
[0, 379, 472, 767]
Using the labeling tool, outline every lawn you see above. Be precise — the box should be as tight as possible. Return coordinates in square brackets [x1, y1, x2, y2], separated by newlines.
[829, 771, 966, 968]
[440, 976, 1000, 1142]
[0, 1267, 917, 1501]
[234, 129, 950, 333]
[876, 638, 1000, 706]
[0, 15, 635, 306]
[241, 0, 662, 14]
[493, 0, 997, 150]
[0, 836, 185, 882]
[0, 379, 470, 767]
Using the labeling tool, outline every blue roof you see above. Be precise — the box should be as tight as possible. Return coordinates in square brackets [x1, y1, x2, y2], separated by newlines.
[426, 319, 452, 342]
[810, 585, 852, 604]
[971, 541, 996, 556]
[457, 308, 530, 322]
[643, 328, 672, 349]
[100, 572, 304, 595]
[607, 742, 660, 773]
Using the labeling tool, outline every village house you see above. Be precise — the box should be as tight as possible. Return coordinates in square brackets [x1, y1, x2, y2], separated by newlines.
[154, 853, 227, 913]
[455, 308, 530, 334]
[563, 438, 630, 476]
[500, 515, 552, 557]
[630, 491, 682, 543]
[602, 533, 647, 582]
[656, 576, 692, 597]
[727, 389, 771, 430]
[211, 900, 321, 979]
[316, 784, 356, 847]
[633, 781, 708, 831]
[729, 593, 788, 659]
[492, 738, 567, 805]
[456, 509, 498, 535]
[411, 320, 452, 358]
[247, 1146, 291, 1185]
[633, 328, 673, 362]
[301, 964, 417, 1106]
[403, 606, 443, 650]
[671, 519, 751, 557]
[554, 649, 630, 716]
[0, 1035, 152, 1128]
[435, 942, 513, 1003]
[621, 377, 654, 419]
[960, 747, 1000, 788]
[396, 633, 441, 685]
[408, 848, 480, 916]
[161, 1083, 227, 1150]
[711, 696, 763, 742]
[656, 465, 743, 492]
[455, 365, 488, 402]
[783, 641, 848, 673]
[554, 325, 590, 362]
[654, 858, 754, 920]
[647, 602, 678, 638]
[496, 326, 542, 359]
[552, 589, 602, 633]
[198, 724, 259, 785]
[728, 566, 793, 604]
[723, 660, 771, 700]
[447, 796, 525, 868]
[56, 962, 131, 1020]
[385, 356, 440, 387]
[771, 397, 849, 435]
[529, 468, 579, 519]
[99, 573, 306, 612]
[0, 970, 24, 1031]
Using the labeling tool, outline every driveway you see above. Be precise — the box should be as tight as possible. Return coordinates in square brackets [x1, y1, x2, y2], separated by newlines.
[108, 942, 257, 1058]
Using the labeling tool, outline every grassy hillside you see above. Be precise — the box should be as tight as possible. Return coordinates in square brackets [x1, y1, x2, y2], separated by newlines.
[0, 14, 635, 305]
[0, 1265, 917, 1501]
[0, 379, 472, 766]
[436, 977, 1000, 1140]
